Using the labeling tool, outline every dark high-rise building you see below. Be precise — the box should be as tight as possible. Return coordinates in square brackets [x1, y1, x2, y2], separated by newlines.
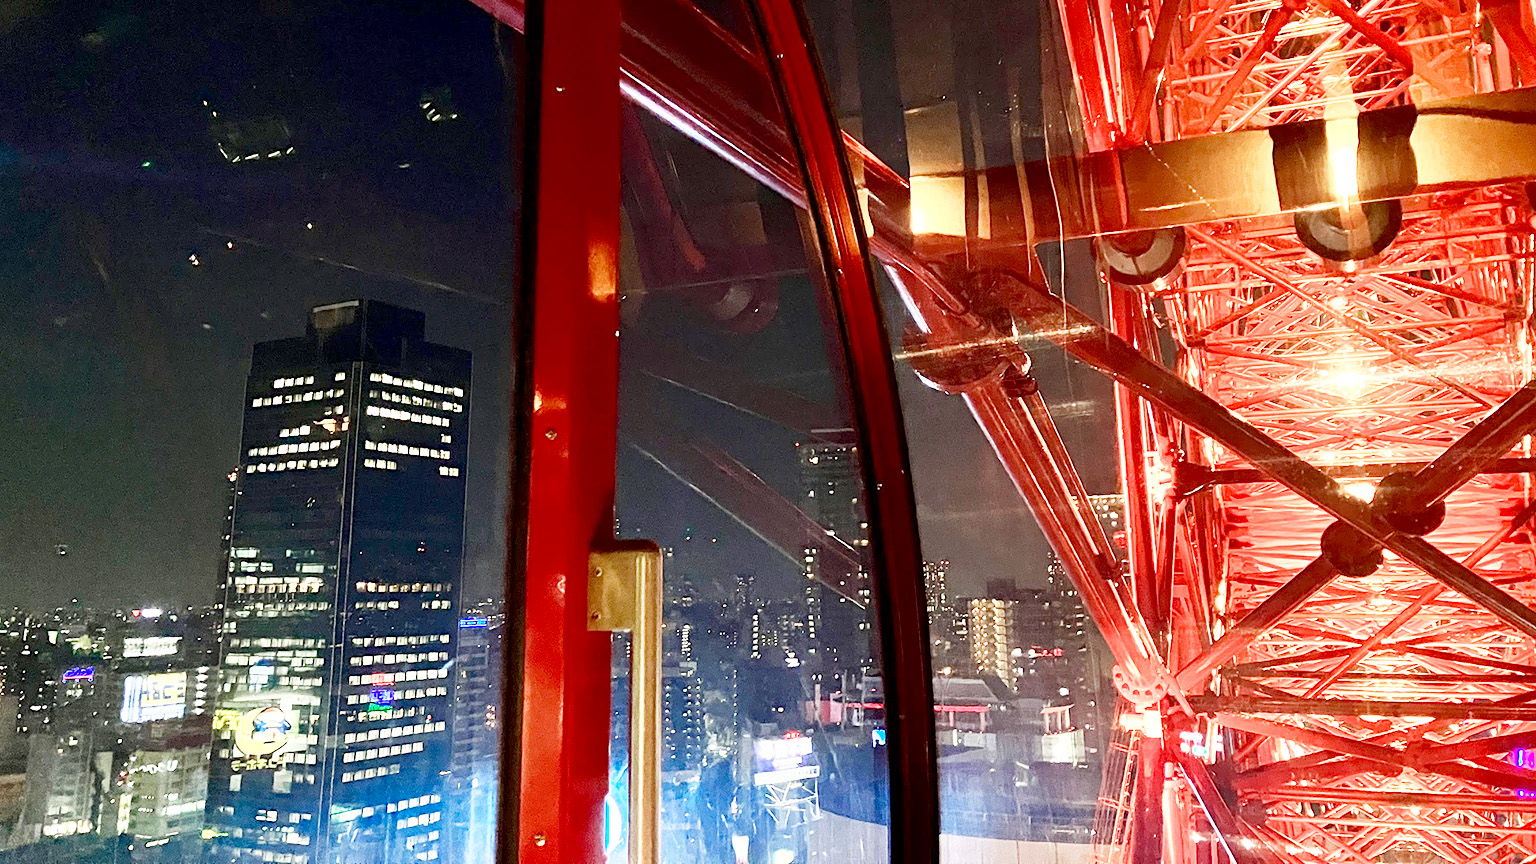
[797, 443, 870, 674]
[207, 301, 471, 864]
[448, 603, 502, 864]
[924, 560, 967, 671]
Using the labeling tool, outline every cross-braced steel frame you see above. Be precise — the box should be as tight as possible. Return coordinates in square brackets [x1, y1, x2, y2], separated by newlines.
[1044, 0, 1536, 860]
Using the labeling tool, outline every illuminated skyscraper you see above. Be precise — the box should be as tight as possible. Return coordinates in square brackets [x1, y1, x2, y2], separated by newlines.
[963, 597, 1023, 688]
[207, 301, 471, 864]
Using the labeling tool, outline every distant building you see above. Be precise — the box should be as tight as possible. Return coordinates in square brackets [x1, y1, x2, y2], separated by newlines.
[206, 300, 471, 864]
[963, 597, 1024, 688]
[924, 561, 967, 672]
[448, 604, 503, 864]
[8, 610, 216, 858]
[661, 663, 704, 777]
[797, 443, 870, 675]
[117, 723, 214, 854]
[11, 620, 66, 737]
[210, 112, 295, 164]
[923, 560, 950, 619]
[1044, 556, 1111, 763]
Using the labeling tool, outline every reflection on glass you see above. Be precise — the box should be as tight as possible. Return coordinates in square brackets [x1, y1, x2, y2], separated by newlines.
[795, 0, 1123, 859]
[0, 2, 517, 863]
[610, 114, 892, 864]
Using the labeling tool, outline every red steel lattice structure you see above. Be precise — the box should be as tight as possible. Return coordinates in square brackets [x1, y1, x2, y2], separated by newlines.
[1049, 0, 1536, 859]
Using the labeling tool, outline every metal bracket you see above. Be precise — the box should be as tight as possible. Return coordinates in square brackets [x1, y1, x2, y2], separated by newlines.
[589, 542, 663, 632]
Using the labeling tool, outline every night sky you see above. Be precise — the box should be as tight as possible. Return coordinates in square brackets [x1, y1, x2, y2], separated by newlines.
[0, 0, 1118, 613]
[0, 0, 516, 609]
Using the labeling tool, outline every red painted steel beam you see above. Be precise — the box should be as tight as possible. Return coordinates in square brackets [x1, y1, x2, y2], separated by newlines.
[510, 0, 620, 862]
[1312, 0, 1415, 70]
[627, 413, 865, 602]
[1417, 729, 1536, 764]
[1192, 3, 1299, 135]
[1127, 0, 1187, 144]
[1267, 816, 1536, 836]
[1179, 559, 1336, 692]
[1169, 723, 1283, 864]
[1216, 715, 1408, 768]
[631, 340, 857, 444]
[1188, 226, 1497, 409]
[1055, 0, 1122, 150]
[1195, 695, 1536, 720]
[1190, 459, 1536, 488]
[1219, 715, 1536, 793]
[1235, 755, 1397, 790]
[989, 268, 1536, 643]
[1301, 499, 1536, 697]
[964, 382, 1165, 686]
[1402, 381, 1536, 511]
[890, 261, 1163, 687]
[1236, 671, 1536, 684]
[744, 0, 940, 859]
[1484, 0, 1536, 79]
[1133, 727, 1165, 864]
[1388, 643, 1536, 675]
[1253, 788, 1536, 813]
[622, 106, 709, 281]
[1110, 287, 1165, 644]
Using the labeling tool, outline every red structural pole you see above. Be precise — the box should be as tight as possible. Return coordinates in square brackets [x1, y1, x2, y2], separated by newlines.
[1109, 287, 1165, 643]
[507, 0, 621, 862]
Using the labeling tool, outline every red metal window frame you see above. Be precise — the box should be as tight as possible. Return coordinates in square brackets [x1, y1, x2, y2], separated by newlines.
[742, 0, 942, 860]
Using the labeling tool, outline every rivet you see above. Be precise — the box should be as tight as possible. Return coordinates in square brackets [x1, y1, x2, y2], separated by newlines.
[533, 833, 547, 847]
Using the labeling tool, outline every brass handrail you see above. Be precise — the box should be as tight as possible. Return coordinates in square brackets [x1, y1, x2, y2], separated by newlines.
[589, 541, 664, 864]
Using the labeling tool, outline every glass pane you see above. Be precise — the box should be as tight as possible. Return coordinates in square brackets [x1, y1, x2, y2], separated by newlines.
[785, 0, 1536, 858]
[0, 3, 521, 863]
[795, 0, 1134, 857]
[609, 110, 894, 864]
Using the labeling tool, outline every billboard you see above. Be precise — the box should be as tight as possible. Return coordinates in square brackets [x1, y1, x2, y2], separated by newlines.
[226, 705, 298, 772]
[752, 733, 819, 786]
[124, 636, 180, 658]
[121, 672, 187, 723]
[234, 706, 293, 757]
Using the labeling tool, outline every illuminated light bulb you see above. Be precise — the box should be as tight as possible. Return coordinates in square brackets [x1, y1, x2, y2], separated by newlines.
[1342, 480, 1378, 501]
[1320, 63, 1360, 204]
[1317, 362, 1372, 398]
[1325, 115, 1360, 202]
[1327, 295, 1348, 312]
